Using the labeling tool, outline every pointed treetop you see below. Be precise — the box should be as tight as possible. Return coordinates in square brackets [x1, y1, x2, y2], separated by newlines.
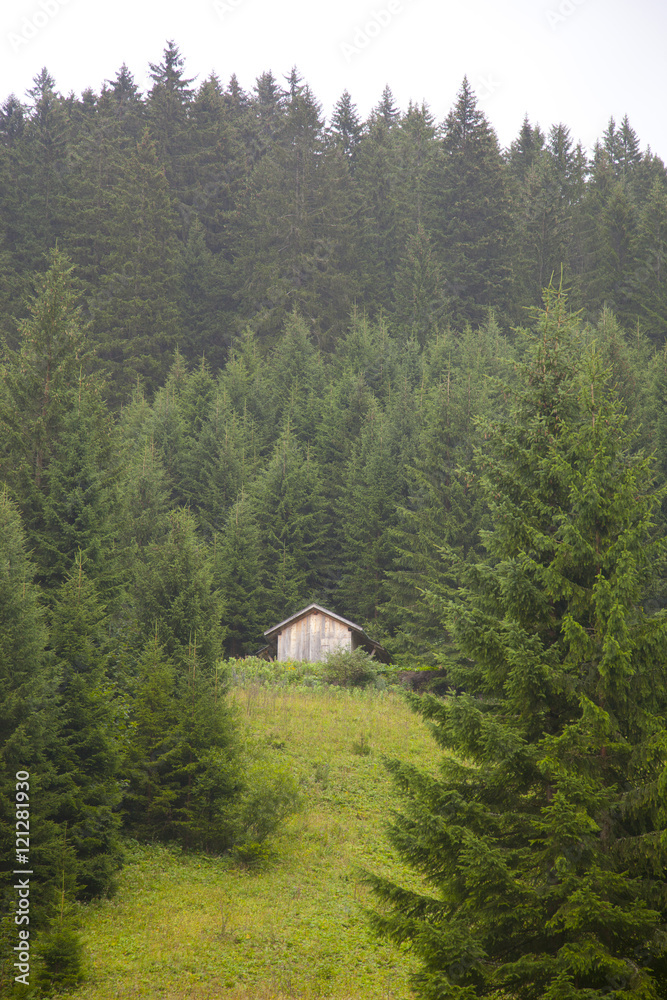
[547, 121, 574, 173]
[602, 114, 622, 167]
[253, 70, 285, 110]
[285, 65, 304, 100]
[401, 99, 436, 133]
[371, 84, 399, 127]
[507, 114, 545, 178]
[442, 76, 496, 154]
[148, 40, 195, 96]
[225, 73, 248, 106]
[105, 63, 140, 103]
[328, 89, 363, 155]
[27, 67, 56, 105]
[618, 114, 642, 174]
[0, 94, 25, 145]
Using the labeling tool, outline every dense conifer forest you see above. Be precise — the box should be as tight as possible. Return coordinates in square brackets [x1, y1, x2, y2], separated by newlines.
[2, 41, 667, 996]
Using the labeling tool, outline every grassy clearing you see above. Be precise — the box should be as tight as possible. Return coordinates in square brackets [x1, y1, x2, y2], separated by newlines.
[68, 682, 436, 1000]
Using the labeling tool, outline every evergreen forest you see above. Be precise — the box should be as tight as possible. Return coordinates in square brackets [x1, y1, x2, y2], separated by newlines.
[2, 42, 667, 997]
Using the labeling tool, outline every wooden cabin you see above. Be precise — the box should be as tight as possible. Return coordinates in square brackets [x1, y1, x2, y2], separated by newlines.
[261, 603, 389, 663]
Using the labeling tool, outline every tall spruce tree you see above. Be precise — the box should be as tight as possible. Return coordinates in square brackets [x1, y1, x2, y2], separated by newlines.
[430, 77, 513, 324]
[47, 556, 122, 900]
[368, 288, 667, 999]
[0, 492, 82, 995]
[0, 249, 120, 594]
[132, 506, 226, 675]
[91, 130, 182, 399]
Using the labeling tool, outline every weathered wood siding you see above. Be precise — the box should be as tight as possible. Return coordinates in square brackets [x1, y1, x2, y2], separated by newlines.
[276, 611, 352, 662]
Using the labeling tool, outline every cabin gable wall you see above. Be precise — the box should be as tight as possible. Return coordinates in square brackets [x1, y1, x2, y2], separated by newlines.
[276, 611, 352, 662]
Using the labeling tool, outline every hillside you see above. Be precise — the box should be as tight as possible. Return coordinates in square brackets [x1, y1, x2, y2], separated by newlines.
[67, 680, 435, 1000]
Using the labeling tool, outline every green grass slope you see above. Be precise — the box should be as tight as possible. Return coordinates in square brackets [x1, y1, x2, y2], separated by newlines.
[69, 680, 436, 1000]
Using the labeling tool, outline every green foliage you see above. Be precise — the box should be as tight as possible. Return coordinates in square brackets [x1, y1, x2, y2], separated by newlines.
[368, 288, 667, 999]
[48, 556, 123, 900]
[322, 647, 378, 689]
[230, 754, 301, 867]
[254, 421, 330, 620]
[132, 506, 226, 673]
[2, 60, 667, 999]
[35, 923, 86, 991]
[0, 249, 121, 595]
[48, 684, 435, 1000]
[430, 76, 513, 324]
[123, 639, 241, 851]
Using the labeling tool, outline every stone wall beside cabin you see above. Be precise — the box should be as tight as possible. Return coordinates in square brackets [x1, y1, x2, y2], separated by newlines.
[277, 611, 352, 662]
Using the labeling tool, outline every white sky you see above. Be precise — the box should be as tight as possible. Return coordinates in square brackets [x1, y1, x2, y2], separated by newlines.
[1, 0, 665, 158]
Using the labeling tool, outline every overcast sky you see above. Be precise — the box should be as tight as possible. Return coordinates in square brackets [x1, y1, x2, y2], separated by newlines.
[1, 0, 665, 158]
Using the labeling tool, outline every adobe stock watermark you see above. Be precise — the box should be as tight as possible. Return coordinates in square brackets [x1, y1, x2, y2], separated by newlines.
[340, 0, 407, 64]
[474, 73, 501, 103]
[7, 0, 72, 53]
[13, 770, 32, 987]
[545, 0, 587, 30]
[212, 0, 246, 18]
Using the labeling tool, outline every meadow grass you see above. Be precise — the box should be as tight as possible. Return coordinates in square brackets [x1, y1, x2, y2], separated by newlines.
[67, 681, 436, 1000]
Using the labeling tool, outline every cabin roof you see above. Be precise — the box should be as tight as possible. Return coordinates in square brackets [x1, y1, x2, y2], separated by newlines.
[264, 603, 366, 639]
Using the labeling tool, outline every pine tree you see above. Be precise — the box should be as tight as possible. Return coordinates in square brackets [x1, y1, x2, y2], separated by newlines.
[47, 556, 122, 900]
[146, 40, 195, 193]
[235, 82, 356, 344]
[0, 249, 120, 594]
[368, 288, 667, 999]
[15, 70, 71, 267]
[216, 491, 266, 655]
[337, 401, 405, 623]
[384, 317, 512, 659]
[0, 95, 30, 340]
[371, 85, 400, 128]
[123, 636, 241, 851]
[393, 223, 446, 345]
[430, 77, 513, 324]
[132, 507, 226, 675]
[254, 422, 330, 620]
[628, 177, 667, 343]
[506, 115, 545, 185]
[354, 103, 403, 308]
[327, 90, 363, 160]
[91, 130, 182, 399]
[63, 66, 144, 304]
[512, 150, 574, 308]
[0, 491, 75, 983]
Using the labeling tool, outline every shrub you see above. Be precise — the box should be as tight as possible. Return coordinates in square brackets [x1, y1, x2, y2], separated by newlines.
[35, 924, 85, 991]
[322, 648, 377, 689]
[226, 754, 302, 869]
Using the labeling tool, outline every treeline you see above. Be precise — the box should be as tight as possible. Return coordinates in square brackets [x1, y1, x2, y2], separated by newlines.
[1, 42, 667, 402]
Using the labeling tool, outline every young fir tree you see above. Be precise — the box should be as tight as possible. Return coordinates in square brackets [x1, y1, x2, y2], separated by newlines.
[216, 491, 266, 656]
[336, 400, 405, 624]
[392, 223, 447, 346]
[382, 318, 512, 661]
[0, 248, 121, 595]
[368, 288, 667, 999]
[0, 492, 81, 996]
[132, 507, 226, 676]
[123, 636, 241, 851]
[327, 90, 363, 160]
[254, 420, 330, 621]
[47, 555, 122, 900]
